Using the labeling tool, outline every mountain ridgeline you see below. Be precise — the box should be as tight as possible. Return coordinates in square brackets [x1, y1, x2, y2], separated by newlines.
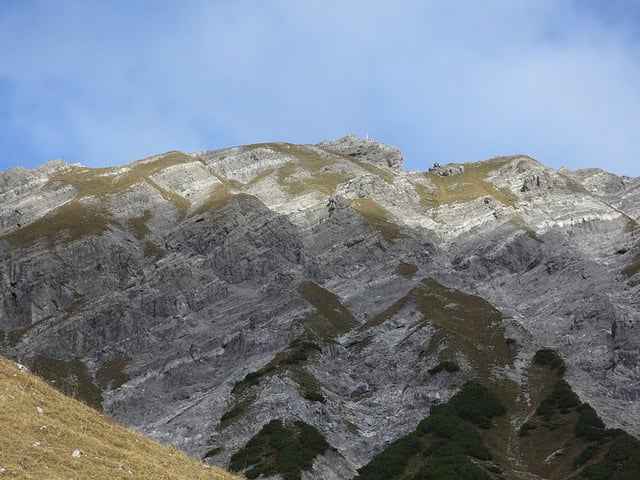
[1, 135, 639, 479]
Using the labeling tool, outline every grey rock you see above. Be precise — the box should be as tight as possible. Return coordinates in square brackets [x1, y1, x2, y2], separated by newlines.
[320, 135, 403, 171]
[1, 138, 640, 479]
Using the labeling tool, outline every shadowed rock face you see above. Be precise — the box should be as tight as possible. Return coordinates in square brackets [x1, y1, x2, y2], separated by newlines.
[1, 137, 639, 479]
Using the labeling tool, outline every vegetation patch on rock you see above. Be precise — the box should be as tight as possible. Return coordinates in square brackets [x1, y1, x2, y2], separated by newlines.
[32, 356, 103, 411]
[349, 198, 404, 242]
[229, 418, 329, 480]
[533, 348, 567, 376]
[355, 382, 505, 480]
[298, 282, 358, 341]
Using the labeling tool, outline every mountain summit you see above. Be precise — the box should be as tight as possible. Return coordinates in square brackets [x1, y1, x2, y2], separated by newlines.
[1, 136, 639, 479]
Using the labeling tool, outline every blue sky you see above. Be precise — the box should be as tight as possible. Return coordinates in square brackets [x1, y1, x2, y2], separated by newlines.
[1, 1, 639, 176]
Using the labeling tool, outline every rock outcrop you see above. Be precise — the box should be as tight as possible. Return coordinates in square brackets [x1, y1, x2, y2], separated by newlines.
[1, 136, 639, 479]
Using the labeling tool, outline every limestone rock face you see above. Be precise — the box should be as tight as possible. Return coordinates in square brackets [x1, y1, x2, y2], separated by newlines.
[320, 135, 403, 171]
[1, 137, 639, 479]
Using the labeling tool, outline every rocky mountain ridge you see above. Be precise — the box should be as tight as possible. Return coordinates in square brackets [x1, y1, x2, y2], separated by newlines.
[1, 135, 639, 479]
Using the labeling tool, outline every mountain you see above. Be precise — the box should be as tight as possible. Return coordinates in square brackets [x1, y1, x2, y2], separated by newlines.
[0, 355, 239, 479]
[1, 135, 639, 479]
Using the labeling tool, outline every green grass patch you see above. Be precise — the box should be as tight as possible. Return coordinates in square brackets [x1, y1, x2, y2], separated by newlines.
[397, 261, 418, 278]
[96, 356, 131, 390]
[246, 143, 356, 196]
[419, 157, 518, 208]
[285, 172, 351, 197]
[190, 185, 253, 216]
[298, 282, 358, 341]
[48, 151, 193, 198]
[32, 356, 103, 411]
[349, 198, 404, 242]
[260, 143, 350, 197]
[416, 278, 513, 379]
[290, 366, 325, 404]
[229, 419, 329, 480]
[3, 201, 113, 247]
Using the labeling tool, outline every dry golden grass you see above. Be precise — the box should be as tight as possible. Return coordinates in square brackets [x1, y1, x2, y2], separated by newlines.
[249, 143, 350, 197]
[298, 282, 359, 341]
[0, 356, 241, 480]
[3, 152, 198, 247]
[49, 152, 193, 199]
[191, 185, 254, 217]
[3, 201, 113, 248]
[419, 157, 518, 207]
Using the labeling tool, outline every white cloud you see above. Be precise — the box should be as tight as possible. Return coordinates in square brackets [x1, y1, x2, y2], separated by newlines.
[0, 0, 638, 176]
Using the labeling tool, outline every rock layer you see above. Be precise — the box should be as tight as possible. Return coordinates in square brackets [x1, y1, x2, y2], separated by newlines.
[1, 136, 639, 479]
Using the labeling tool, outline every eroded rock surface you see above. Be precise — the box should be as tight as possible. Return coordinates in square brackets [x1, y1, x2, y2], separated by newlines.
[1, 137, 639, 479]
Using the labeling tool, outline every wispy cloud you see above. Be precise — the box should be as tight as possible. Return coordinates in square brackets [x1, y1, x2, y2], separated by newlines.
[0, 0, 639, 176]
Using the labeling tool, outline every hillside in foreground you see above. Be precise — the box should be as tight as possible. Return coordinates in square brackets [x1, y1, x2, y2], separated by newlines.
[0, 355, 240, 480]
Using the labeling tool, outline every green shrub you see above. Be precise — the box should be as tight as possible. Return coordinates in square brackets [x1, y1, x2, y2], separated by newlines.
[578, 431, 640, 479]
[536, 379, 580, 421]
[443, 382, 506, 429]
[356, 434, 421, 480]
[574, 445, 599, 467]
[533, 348, 566, 376]
[358, 382, 503, 479]
[576, 403, 606, 441]
[230, 419, 329, 480]
[412, 455, 490, 480]
[304, 391, 326, 403]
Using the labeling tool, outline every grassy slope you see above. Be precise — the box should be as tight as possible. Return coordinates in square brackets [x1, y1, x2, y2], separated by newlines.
[418, 157, 518, 207]
[0, 356, 240, 480]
